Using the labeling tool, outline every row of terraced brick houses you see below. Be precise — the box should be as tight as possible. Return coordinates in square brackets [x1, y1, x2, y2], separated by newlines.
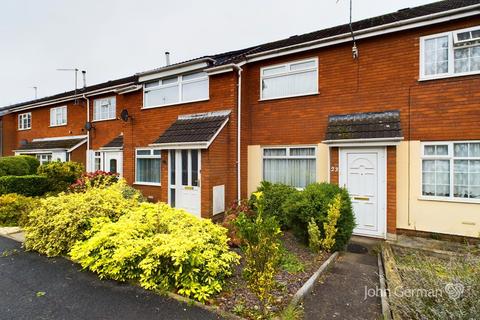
[1, 0, 480, 240]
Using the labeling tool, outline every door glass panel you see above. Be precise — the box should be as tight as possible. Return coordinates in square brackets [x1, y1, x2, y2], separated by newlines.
[191, 150, 198, 186]
[181, 150, 188, 186]
[170, 150, 176, 185]
[109, 159, 117, 174]
[170, 188, 176, 207]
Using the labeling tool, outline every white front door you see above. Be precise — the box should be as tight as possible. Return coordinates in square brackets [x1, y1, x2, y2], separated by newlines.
[339, 148, 386, 238]
[104, 151, 123, 177]
[169, 149, 201, 217]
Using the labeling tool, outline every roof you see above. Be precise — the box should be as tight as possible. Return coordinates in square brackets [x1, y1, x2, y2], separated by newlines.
[243, 0, 480, 57]
[2, 0, 479, 110]
[325, 110, 403, 141]
[153, 111, 230, 146]
[102, 135, 124, 149]
[16, 137, 87, 151]
[1, 75, 136, 111]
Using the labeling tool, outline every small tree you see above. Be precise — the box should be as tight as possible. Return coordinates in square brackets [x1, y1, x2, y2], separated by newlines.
[235, 192, 282, 312]
[307, 218, 321, 253]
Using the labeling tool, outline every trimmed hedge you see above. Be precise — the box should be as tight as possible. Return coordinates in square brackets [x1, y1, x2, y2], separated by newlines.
[16, 155, 40, 174]
[0, 175, 49, 196]
[0, 156, 31, 176]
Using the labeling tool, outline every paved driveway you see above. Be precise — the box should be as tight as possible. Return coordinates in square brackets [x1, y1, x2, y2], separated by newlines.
[0, 236, 220, 320]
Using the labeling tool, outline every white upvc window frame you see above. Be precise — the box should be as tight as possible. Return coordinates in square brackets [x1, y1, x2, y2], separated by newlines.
[260, 57, 319, 101]
[50, 106, 67, 127]
[36, 153, 53, 165]
[93, 96, 116, 122]
[18, 112, 32, 130]
[134, 148, 162, 186]
[420, 141, 480, 203]
[419, 25, 480, 81]
[262, 145, 317, 189]
[142, 71, 209, 109]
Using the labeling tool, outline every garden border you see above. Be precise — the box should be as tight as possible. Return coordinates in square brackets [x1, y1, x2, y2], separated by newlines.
[377, 253, 392, 320]
[290, 251, 339, 305]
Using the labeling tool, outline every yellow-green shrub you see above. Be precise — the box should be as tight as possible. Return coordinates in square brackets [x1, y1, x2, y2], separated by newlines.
[0, 194, 38, 226]
[307, 218, 321, 253]
[70, 202, 239, 302]
[24, 181, 142, 257]
[320, 194, 342, 252]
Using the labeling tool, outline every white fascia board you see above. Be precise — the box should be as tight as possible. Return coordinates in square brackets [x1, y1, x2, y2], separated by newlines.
[67, 139, 88, 153]
[206, 118, 229, 148]
[246, 9, 480, 63]
[32, 135, 87, 142]
[205, 64, 237, 76]
[148, 141, 209, 150]
[138, 61, 211, 82]
[14, 148, 67, 154]
[322, 137, 404, 147]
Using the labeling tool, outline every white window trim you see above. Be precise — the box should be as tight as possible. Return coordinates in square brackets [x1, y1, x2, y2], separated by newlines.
[262, 145, 317, 190]
[419, 26, 480, 81]
[259, 57, 319, 101]
[50, 106, 67, 127]
[134, 148, 162, 186]
[18, 112, 31, 130]
[93, 96, 116, 122]
[142, 72, 209, 109]
[420, 141, 480, 203]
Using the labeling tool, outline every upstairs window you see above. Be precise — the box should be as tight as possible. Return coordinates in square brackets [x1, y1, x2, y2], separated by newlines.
[422, 142, 480, 201]
[18, 112, 31, 130]
[143, 71, 209, 108]
[50, 106, 67, 126]
[93, 97, 116, 121]
[263, 146, 316, 189]
[260, 58, 318, 100]
[420, 26, 480, 79]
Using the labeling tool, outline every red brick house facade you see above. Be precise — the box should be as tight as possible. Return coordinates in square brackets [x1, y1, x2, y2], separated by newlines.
[1, 0, 479, 239]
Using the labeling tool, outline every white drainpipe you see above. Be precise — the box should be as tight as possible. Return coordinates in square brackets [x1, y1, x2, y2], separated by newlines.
[82, 94, 90, 169]
[236, 65, 243, 202]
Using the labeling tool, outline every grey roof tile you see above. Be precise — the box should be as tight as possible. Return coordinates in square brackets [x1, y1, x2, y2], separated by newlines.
[325, 110, 403, 141]
[102, 135, 124, 148]
[17, 138, 86, 151]
[154, 112, 230, 144]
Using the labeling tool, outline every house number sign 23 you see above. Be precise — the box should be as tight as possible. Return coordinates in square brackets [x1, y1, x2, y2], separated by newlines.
[330, 166, 338, 172]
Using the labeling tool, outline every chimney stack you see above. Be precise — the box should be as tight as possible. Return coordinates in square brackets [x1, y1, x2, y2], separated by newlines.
[82, 70, 87, 88]
[165, 52, 171, 66]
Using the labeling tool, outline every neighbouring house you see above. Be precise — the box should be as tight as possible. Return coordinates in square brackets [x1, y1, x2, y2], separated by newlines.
[1, 0, 479, 240]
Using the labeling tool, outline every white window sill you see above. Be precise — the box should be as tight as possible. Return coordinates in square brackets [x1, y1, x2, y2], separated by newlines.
[92, 118, 117, 123]
[142, 98, 209, 110]
[49, 124, 67, 128]
[259, 91, 319, 102]
[418, 196, 480, 204]
[134, 182, 161, 187]
[419, 70, 480, 82]
[18, 128, 31, 131]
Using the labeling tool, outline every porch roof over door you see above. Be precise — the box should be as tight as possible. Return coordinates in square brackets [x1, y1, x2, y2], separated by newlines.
[150, 110, 231, 149]
[323, 110, 403, 145]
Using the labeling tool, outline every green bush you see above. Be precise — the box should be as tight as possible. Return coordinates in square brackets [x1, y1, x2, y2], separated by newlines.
[0, 194, 38, 226]
[250, 181, 298, 229]
[0, 156, 31, 176]
[15, 155, 40, 174]
[284, 183, 355, 252]
[0, 175, 49, 196]
[24, 181, 143, 257]
[70, 202, 239, 302]
[37, 161, 84, 192]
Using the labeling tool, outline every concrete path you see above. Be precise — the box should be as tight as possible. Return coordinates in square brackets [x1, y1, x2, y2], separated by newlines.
[0, 236, 220, 320]
[303, 237, 382, 320]
[0, 227, 25, 242]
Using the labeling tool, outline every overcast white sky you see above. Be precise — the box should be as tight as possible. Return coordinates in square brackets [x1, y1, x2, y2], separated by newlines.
[0, 0, 438, 106]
